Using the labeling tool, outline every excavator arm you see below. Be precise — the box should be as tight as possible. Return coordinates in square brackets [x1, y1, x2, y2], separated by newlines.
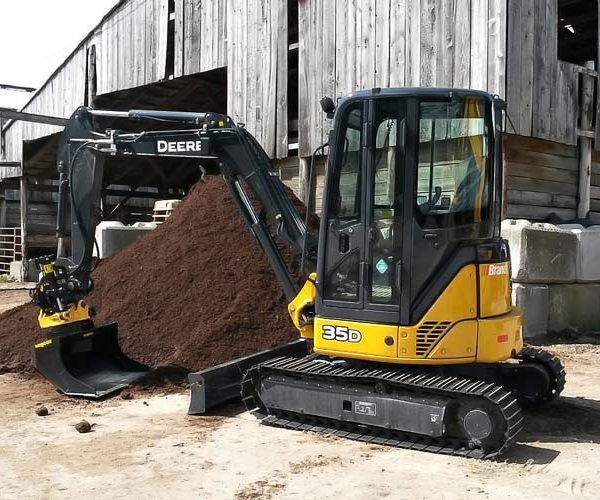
[32, 107, 317, 319]
[31, 106, 317, 398]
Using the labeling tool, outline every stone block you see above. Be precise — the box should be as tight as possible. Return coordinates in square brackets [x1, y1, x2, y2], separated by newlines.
[548, 284, 600, 334]
[501, 220, 577, 283]
[558, 224, 600, 282]
[94, 222, 155, 259]
[512, 284, 549, 339]
[9, 259, 37, 282]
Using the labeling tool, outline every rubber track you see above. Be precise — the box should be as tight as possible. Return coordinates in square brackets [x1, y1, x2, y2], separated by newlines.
[242, 356, 524, 459]
[518, 345, 566, 403]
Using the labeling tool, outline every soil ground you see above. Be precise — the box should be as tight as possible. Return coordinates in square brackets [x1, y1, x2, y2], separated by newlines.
[0, 283, 35, 314]
[2, 296, 600, 499]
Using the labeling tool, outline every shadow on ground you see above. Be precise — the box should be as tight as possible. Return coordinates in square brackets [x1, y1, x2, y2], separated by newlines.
[522, 396, 600, 444]
[502, 395, 600, 465]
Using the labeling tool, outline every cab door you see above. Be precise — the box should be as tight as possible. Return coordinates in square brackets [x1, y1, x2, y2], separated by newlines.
[315, 97, 411, 358]
[319, 101, 365, 312]
[363, 98, 407, 324]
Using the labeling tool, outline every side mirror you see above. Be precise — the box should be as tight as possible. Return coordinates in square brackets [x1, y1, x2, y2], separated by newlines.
[320, 97, 336, 119]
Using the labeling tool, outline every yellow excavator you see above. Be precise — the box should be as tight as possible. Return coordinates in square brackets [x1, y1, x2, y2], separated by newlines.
[30, 88, 564, 458]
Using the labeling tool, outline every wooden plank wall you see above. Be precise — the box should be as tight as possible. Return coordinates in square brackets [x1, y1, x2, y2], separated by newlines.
[227, 0, 288, 159]
[505, 0, 581, 146]
[275, 155, 328, 212]
[97, 0, 169, 95]
[590, 150, 600, 219]
[1, 44, 87, 164]
[177, 0, 227, 77]
[504, 134, 578, 220]
[297, 0, 507, 156]
[1, 0, 226, 166]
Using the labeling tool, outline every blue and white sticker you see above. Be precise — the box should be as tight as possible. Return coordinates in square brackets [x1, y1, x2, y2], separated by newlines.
[375, 258, 389, 274]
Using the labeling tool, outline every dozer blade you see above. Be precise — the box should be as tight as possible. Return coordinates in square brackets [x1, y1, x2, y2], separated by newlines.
[188, 339, 308, 415]
[32, 322, 148, 398]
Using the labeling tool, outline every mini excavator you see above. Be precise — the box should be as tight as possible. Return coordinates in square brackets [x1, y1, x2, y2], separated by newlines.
[31, 88, 565, 458]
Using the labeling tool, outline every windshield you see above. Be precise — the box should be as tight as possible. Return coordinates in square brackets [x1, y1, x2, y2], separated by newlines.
[416, 97, 491, 229]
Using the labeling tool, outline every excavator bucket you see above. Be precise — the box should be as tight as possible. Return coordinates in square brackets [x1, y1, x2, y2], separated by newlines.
[188, 339, 309, 414]
[32, 322, 148, 398]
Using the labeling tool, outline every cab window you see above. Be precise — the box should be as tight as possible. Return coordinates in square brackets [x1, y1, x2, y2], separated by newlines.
[417, 98, 490, 229]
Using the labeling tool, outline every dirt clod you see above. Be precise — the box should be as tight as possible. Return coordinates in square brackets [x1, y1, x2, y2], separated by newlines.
[35, 406, 49, 417]
[74, 420, 92, 433]
[0, 177, 303, 385]
[120, 391, 133, 400]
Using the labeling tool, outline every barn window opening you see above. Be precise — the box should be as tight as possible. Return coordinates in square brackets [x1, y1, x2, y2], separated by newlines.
[558, 0, 598, 65]
[166, 0, 176, 78]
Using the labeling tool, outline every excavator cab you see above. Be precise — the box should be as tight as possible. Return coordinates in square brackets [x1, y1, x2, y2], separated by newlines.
[312, 89, 516, 363]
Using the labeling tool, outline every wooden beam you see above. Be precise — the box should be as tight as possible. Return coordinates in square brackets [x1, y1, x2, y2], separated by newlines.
[596, 0, 600, 150]
[19, 176, 27, 267]
[575, 65, 599, 78]
[0, 83, 35, 92]
[0, 186, 6, 227]
[14, 181, 162, 199]
[0, 108, 68, 127]
[86, 44, 97, 106]
[578, 60, 595, 219]
[577, 129, 596, 139]
[298, 156, 310, 204]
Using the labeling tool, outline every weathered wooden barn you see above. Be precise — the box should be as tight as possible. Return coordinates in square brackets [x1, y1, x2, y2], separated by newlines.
[0, 0, 599, 268]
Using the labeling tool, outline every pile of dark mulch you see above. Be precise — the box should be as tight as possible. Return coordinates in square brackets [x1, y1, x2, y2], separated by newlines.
[0, 176, 307, 381]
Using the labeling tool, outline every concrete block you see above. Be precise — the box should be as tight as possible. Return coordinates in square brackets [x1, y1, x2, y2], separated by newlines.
[501, 219, 577, 283]
[558, 224, 600, 282]
[132, 222, 158, 229]
[548, 284, 600, 334]
[9, 260, 38, 282]
[94, 222, 155, 259]
[512, 284, 549, 339]
[9, 261, 23, 282]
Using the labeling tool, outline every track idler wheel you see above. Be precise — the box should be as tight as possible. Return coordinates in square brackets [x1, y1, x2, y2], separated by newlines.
[516, 346, 566, 408]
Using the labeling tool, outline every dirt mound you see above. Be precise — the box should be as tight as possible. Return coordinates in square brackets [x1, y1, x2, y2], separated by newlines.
[0, 176, 303, 375]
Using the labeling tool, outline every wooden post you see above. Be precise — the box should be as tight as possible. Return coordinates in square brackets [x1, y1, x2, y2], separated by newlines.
[0, 184, 6, 227]
[298, 156, 310, 204]
[578, 60, 595, 219]
[86, 44, 97, 107]
[19, 175, 27, 277]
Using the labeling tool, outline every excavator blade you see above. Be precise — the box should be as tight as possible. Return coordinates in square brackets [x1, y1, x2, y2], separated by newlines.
[32, 322, 148, 398]
[188, 339, 308, 414]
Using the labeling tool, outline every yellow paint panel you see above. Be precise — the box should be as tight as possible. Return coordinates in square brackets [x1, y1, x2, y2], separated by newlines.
[479, 262, 511, 318]
[288, 275, 317, 339]
[476, 308, 523, 362]
[428, 321, 477, 359]
[421, 265, 477, 322]
[314, 317, 398, 358]
[394, 266, 476, 361]
[38, 301, 91, 329]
